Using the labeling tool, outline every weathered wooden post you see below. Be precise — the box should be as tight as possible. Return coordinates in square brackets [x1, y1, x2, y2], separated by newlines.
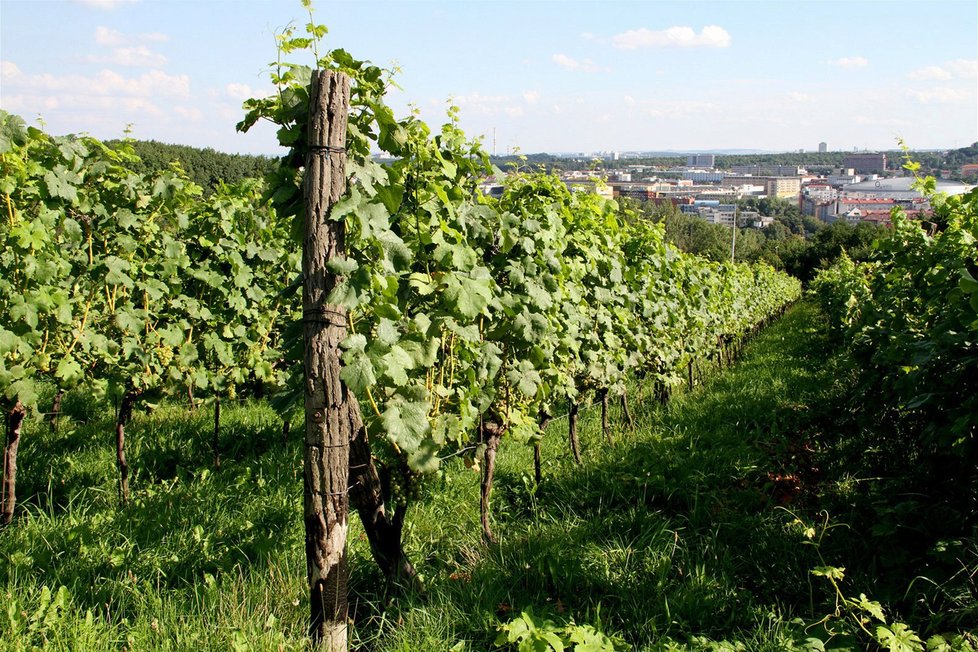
[303, 69, 353, 650]
[2, 400, 26, 526]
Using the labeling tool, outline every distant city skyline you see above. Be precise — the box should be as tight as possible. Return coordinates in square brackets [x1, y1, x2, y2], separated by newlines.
[1, 0, 975, 155]
[534, 145, 940, 157]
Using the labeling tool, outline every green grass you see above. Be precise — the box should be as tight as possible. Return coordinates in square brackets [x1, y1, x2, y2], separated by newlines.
[2, 302, 969, 650]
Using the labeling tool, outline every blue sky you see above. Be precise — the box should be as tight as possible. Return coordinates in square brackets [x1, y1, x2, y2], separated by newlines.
[2, 0, 976, 155]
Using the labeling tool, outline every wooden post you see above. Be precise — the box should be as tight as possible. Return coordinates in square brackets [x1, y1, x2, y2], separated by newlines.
[600, 388, 612, 443]
[49, 389, 64, 432]
[213, 396, 221, 470]
[303, 69, 352, 651]
[533, 442, 543, 485]
[568, 401, 582, 464]
[2, 401, 26, 526]
[621, 391, 635, 432]
[116, 390, 136, 505]
[480, 418, 505, 544]
[534, 412, 552, 485]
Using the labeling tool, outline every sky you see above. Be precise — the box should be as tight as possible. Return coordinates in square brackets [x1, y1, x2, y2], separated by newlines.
[1, 0, 976, 156]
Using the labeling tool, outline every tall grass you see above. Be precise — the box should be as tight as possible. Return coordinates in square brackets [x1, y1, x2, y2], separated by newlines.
[5, 302, 956, 651]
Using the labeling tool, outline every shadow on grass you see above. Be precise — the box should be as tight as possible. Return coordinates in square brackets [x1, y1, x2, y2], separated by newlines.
[3, 399, 306, 618]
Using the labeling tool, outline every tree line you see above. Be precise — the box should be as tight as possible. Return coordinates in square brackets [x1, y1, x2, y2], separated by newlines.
[104, 139, 276, 195]
[619, 196, 887, 283]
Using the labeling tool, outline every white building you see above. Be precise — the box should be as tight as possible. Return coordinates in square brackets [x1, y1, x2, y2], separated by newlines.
[682, 170, 725, 183]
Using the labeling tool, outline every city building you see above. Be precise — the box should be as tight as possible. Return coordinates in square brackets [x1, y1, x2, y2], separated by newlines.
[766, 177, 802, 198]
[843, 153, 887, 175]
[842, 176, 970, 201]
[682, 170, 726, 183]
[729, 164, 805, 176]
[722, 176, 801, 198]
[724, 182, 766, 197]
[743, 213, 773, 228]
[680, 202, 761, 228]
[800, 182, 838, 220]
[706, 204, 738, 227]
[818, 142, 827, 153]
[563, 179, 615, 199]
[819, 177, 972, 224]
[686, 154, 716, 168]
[826, 169, 867, 188]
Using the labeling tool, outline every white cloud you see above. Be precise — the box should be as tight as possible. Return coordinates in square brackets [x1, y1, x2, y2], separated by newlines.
[215, 104, 241, 122]
[907, 87, 973, 104]
[2, 64, 189, 98]
[853, 115, 912, 128]
[907, 65, 952, 81]
[226, 83, 272, 101]
[579, 32, 609, 45]
[787, 92, 811, 102]
[174, 106, 203, 122]
[504, 106, 524, 118]
[88, 46, 166, 68]
[552, 54, 577, 70]
[612, 25, 731, 50]
[906, 59, 977, 83]
[71, 0, 139, 9]
[4, 92, 164, 119]
[945, 59, 978, 79]
[0, 61, 207, 140]
[2, 60, 22, 78]
[551, 53, 609, 73]
[453, 92, 513, 117]
[95, 26, 127, 46]
[90, 27, 169, 68]
[522, 90, 540, 105]
[829, 56, 869, 68]
[642, 99, 721, 119]
[95, 26, 168, 46]
[623, 95, 636, 107]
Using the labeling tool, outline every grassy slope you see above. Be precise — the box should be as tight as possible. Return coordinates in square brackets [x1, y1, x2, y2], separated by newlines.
[0, 302, 899, 650]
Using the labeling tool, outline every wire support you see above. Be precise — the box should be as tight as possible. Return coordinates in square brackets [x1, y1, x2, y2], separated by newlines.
[307, 145, 347, 155]
[301, 306, 347, 326]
